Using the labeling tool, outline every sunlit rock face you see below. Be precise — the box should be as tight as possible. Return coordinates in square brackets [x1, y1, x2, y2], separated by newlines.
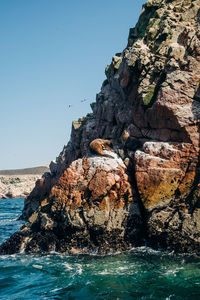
[0, 154, 142, 254]
[1, 0, 200, 254]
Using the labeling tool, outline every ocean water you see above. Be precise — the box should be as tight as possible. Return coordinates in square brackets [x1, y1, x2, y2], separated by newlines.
[0, 198, 200, 300]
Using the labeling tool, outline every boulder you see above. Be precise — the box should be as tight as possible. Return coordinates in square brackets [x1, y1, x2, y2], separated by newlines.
[0, 154, 142, 254]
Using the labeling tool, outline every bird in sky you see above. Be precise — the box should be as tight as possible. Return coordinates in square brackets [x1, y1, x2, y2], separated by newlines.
[67, 99, 89, 109]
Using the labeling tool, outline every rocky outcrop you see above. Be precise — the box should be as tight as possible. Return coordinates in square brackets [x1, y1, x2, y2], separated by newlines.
[1, 0, 200, 254]
[0, 153, 142, 254]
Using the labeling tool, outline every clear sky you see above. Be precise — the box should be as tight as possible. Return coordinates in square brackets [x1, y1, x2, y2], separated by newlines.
[0, 0, 146, 170]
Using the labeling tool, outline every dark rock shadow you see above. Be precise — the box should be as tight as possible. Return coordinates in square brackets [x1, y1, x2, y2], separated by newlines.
[186, 87, 200, 211]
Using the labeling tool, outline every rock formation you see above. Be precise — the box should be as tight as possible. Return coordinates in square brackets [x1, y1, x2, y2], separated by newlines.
[1, 0, 200, 254]
[0, 155, 142, 254]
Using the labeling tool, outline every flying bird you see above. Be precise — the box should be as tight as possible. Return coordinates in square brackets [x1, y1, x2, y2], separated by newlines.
[67, 98, 88, 109]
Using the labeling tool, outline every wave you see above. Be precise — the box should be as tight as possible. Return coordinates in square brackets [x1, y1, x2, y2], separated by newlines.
[0, 218, 18, 222]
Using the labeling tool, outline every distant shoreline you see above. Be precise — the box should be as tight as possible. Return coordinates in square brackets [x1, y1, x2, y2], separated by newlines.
[0, 164, 50, 199]
[0, 165, 49, 176]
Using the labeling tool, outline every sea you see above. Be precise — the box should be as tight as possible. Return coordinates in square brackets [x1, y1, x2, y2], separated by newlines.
[0, 198, 200, 300]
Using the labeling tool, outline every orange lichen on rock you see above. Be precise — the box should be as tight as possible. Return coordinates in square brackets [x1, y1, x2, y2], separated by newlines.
[41, 198, 48, 207]
[135, 142, 199, 211]
[88, 170, 116, 199]
[40, 157, 140, 238]
[99, 197, 110, 211]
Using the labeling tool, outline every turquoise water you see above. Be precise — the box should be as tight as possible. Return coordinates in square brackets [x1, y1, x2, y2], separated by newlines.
[0, 198, 200, 300]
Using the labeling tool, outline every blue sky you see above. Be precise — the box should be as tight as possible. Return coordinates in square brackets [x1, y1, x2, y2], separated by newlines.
[0, 0, 145, 170]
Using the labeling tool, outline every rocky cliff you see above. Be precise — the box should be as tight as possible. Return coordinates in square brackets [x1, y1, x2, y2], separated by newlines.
[1, 0, 200, 254]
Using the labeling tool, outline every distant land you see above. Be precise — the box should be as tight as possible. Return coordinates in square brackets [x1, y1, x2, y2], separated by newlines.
[0, 164, 50, 176]
[0, 164, 49, 199]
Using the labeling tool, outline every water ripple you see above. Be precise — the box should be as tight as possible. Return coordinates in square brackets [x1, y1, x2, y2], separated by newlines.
[0, 198, 200, 299]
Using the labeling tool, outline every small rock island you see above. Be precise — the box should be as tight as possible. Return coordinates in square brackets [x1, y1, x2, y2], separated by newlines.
[1, 0, 200, 254]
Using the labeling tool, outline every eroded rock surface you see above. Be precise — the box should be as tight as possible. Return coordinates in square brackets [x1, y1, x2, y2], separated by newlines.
[1, 0, 200, 254]
[0, 154, 142, 254]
